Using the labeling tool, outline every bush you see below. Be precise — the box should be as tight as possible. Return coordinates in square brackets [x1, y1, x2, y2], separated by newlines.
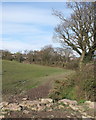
[75, 63, 96, 101]
[49, 76, 76, 101]
[63, 60, 79, 70]
[49, 62, 96, 102]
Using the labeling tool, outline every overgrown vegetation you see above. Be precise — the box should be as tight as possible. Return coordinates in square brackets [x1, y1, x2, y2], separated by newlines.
[49, 62, 96, 102]
[75, 63, 96, 101]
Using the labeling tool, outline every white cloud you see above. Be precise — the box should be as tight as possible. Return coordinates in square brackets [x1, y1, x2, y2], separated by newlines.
[2, 34, 55, 52]
[2, 40, 41, 52]
[3, 23, 48, 35]
[2, 6, 60, 26]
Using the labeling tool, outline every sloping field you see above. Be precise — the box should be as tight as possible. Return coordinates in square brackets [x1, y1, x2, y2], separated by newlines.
[2, 60, 73, 95]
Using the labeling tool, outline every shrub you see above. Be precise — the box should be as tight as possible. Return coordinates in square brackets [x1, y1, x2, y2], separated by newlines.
[49, 62, 96, 102]
[63, 60, 79, 70]
[49, 77, 76, 101]
[75, 63, 96, 101]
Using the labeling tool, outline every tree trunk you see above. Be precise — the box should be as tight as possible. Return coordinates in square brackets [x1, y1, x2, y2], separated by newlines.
[79, 51, 85, 70]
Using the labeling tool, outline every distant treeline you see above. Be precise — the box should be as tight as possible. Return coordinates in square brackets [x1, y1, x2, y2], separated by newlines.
[1, 45, 79, 69]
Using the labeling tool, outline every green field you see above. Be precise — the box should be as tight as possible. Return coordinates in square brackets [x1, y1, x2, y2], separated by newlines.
[2, 60, 73, 94]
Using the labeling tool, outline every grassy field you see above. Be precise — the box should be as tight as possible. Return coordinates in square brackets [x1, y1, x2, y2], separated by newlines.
[2, 60, 73, 95]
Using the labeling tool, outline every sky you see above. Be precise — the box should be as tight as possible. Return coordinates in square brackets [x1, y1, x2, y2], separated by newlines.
[1, 2, 73, 53]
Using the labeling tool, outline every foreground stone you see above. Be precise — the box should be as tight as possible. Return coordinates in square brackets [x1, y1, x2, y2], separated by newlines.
[0, 98, 95, 118]
[22, 98, 28, 101]
[40, 98, 53, 104]
[23, 110, 29, 114]
[58, 99, 77, 106]
[69, 104, 79, 111]
[0, 115, 4, 119]
[0, 102, 8, 108]
[2, 103, 21, 111]
[85, 101, 95, 109]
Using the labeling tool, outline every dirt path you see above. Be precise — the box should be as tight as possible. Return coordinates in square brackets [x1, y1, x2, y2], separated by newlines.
[25, 71, 74, 101]
[4, 80, 52, 103]
[27, 80, 52, 100]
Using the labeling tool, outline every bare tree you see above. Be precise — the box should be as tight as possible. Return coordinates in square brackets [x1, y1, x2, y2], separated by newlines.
[53, 2, 96, 68]
[56, 47, 73, 62]
[41, 45, 54, 64]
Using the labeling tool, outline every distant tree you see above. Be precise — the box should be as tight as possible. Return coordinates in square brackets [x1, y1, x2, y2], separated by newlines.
[2, 50, 13, 61]
[15, 52, 24, 63]
[27, 50, 34, 63]
[33, 50, 41, 63]
[41, 45, 55, 64]
[56, 47, 73, 62]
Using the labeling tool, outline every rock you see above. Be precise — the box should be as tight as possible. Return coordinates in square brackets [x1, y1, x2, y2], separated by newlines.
[82, 116, 87, 118]
[0, 103, 3, 109]
[9, 103, 21, 111]
[20, 100, 40, 108]
[47, 108, 53, 111]
[0, 115, 4, 119]
[85, 101, 95, 109]
[86, 115, 94, 118]
[19, 101, 30, 107]
[37, 106, 45, 111]
[46, 103, 53, 108]
[1, 111, 8, 115]
[23, 110, 29, 114]
[41, 98, 53, 104]
[0, 102, 8, 107]
[54, 106, 58, 110]
[2, 103, 21, 111]
[58, 105, 64, 109]
[58, 99, 77, 106]
[50, 115, 54, 118]
[22, 98, 28, 101]
[31, 107, 38, 111]
[67, 116, 71, 118]
[82, 112, 87, 116]
[69, 105, 79, 111]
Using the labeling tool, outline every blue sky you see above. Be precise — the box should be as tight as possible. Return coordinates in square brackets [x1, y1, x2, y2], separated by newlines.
[1, 2, 72, 53]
